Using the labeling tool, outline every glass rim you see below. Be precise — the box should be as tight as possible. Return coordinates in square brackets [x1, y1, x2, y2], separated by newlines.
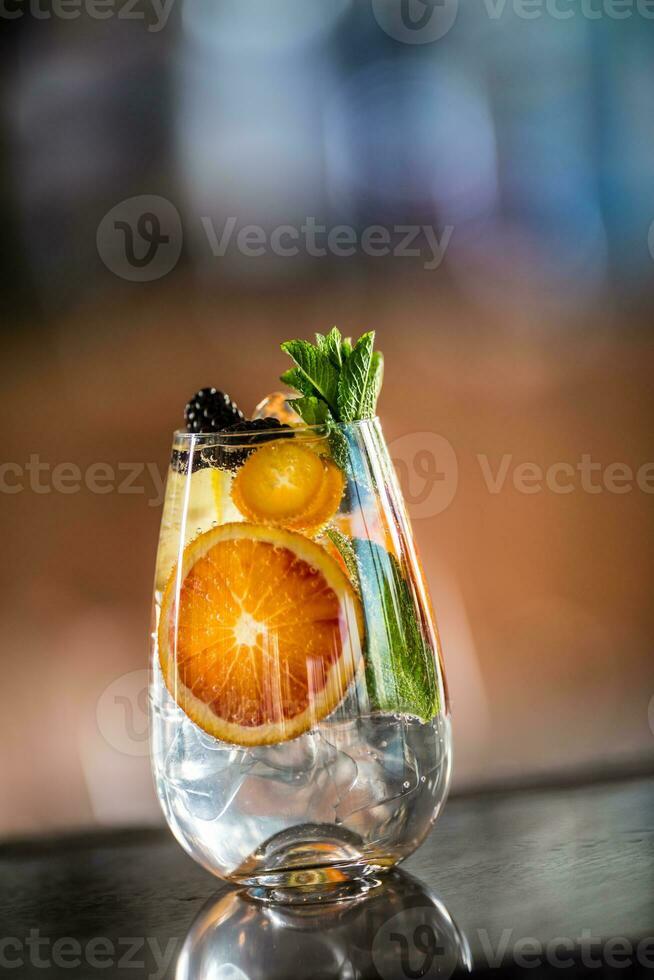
[172, 417, 380, 446]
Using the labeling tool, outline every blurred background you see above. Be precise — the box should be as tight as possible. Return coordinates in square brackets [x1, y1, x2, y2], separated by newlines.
[1, 0, 653, 837]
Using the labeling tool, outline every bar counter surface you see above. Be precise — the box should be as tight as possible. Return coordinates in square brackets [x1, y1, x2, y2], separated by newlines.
[1, 774, 652, 978]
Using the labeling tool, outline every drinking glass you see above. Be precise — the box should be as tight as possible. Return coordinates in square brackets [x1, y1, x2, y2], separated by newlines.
[150, 419, 451, 903]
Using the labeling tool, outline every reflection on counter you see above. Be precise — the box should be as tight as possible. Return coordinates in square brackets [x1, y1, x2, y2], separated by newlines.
[176, 869, 471, 980]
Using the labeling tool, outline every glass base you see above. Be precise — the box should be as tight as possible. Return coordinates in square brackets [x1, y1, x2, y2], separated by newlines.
[239, 864, 384, 905]
[229, 823, 391, 904]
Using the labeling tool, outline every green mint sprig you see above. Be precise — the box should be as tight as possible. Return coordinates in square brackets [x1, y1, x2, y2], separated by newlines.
[280, 328, 384, 424]
[323, 525, 360, 590]
[324, 530, 439, 723]
[353, 539, 439, 722]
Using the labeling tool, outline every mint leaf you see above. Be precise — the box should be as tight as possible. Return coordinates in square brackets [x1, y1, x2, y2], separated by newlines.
[323, 525, 360, 589]
[321, 327, 343, 369]
[353, 539, 439, 722]
[280, 367, 320, 399]
[337, 331, 377, 422]
[327, 421, 351, 473]
[281, 329, 383, 424]
[290, 396, 331, 425]
[280, 340, 339, 412]
[329, 422, 374, 492]
[360, 350, 383, 419]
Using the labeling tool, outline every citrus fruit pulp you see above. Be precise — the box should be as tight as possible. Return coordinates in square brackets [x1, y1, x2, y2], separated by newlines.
[231, 440, 345, 534]
[158, 522, 364, 746]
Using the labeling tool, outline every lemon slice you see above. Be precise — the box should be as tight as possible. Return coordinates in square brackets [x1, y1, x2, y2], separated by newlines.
[155, 466, 239, 593]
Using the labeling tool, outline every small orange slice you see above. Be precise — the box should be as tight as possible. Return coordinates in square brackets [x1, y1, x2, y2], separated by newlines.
[231, 441, 344, 534]
[294, 458, 346, 535]
[158, 523, 364, 745]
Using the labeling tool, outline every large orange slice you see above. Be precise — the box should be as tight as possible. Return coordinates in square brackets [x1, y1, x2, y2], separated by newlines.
[231, 441, 345, 535]
[158, 523, 364, 746]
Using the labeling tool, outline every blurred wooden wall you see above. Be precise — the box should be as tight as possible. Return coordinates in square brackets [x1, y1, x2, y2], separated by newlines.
[1, 273, 653, 835]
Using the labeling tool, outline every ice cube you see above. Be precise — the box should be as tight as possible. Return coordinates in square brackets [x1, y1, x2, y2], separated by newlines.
[326, 715, 420, 820]
[233, 730, 357, 824]
[165, 724, 253, 822]
[250, 732, 318, 773]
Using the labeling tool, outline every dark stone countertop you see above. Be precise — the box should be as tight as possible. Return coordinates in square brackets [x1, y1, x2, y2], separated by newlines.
[1, 775, 653, 978]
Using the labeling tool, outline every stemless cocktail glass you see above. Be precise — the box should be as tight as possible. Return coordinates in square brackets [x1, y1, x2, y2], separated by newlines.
[150, 419, 451, 902]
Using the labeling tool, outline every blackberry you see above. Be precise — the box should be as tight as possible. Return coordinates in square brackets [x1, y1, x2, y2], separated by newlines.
[170, 446, 220, 474]
[171, 417, 294, 475]
[224, 417, 293, 440]
[170, 448, 191, 474]
[184, 388, 244, 433]
[219, 417, 294, 470]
